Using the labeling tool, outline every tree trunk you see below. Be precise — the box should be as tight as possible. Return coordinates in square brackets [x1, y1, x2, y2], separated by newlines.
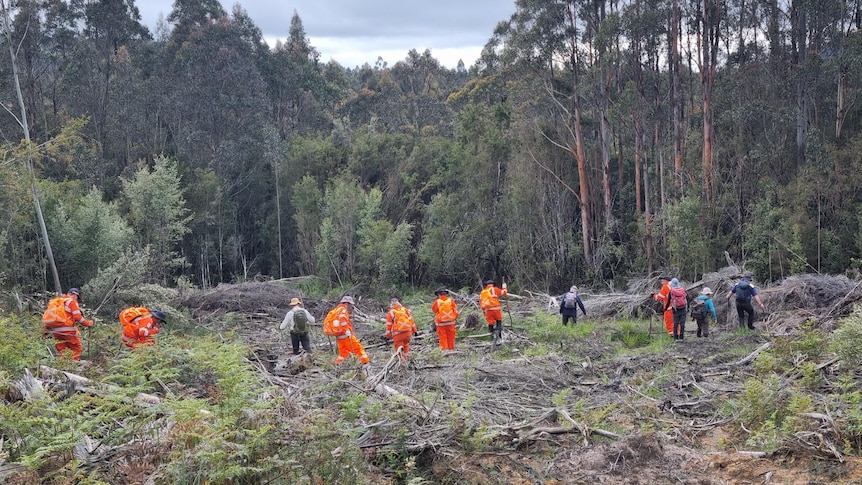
[671, 0, 684, 184]
[791, 0, 808, 166]
[700, 0, 721, 214]
[1, 1, 62, 294]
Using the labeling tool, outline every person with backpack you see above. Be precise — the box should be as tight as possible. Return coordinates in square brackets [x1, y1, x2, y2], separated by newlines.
[42, 288, 93, 360]
[431, 288, 459, 351]
[559, 285, 587, 326]
[385, 297, 418, 360]
[480, 280, 507, 342]
[689, 287, 718, 338]
[323, 296, 370, 372]
[279, 297, 316, 355]
[726, 274, 765, 330]
[120, 307, 166, 349]
[652, 275, 674, 336]
[663, 278, 688, 340]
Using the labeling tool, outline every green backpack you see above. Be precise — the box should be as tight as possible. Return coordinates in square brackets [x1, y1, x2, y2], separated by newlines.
[292, 309, 308, 335]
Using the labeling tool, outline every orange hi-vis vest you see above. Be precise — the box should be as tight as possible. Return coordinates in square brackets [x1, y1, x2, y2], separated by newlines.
[120, 307, 158, 344]
[387, 305, 415, 334]
[433, 296, 459, 324]
[42, 296, 82, 335]
[480, 285, 506, 312]
[324, 304, 352, 338]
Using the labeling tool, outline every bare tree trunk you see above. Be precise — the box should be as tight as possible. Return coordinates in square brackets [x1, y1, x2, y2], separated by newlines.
[275, 161, 284, 278]
[791, 0, 808, 166]
[699, 0, 721, 214]
[671, 0, 684, 184]
[644, 159, 654, 273]
[566, 4, 594, 265]
[1, 0, 61, 294]
[634, 119, 643, 214]
[600, 75, 613, 225]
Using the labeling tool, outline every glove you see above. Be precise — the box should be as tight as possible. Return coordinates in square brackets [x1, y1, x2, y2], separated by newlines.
[502, 283, 507, 290]
[385, 332, 392, 339]
[345, 330, 351, 337]
[151, 326, 160, 335]
[82, 319, 94, 327]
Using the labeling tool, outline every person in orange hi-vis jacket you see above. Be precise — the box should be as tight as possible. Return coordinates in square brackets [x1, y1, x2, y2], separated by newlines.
[480, 280, 507, 341]
[42, 288, 93, 361]
[330, 296, 370, 372]
[431, 287, 459, 351]
[652, 275, 674, 336]
[385, 297, 417, 360]
[120, 307, 166, 349]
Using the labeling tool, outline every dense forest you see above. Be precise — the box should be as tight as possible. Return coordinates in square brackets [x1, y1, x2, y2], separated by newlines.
[2, 0, 862, 298]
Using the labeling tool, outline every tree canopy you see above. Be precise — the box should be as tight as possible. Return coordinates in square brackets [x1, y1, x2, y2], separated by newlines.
[1, 0, 861, 294]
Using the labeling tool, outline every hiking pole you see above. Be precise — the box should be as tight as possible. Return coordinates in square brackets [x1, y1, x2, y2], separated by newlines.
[503, 277, 514, 330]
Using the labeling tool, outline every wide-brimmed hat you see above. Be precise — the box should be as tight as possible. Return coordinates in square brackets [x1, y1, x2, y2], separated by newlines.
[670, 278, 681, 288]
[700, 287, 713, 295]
[152, 310, 166, 322]
[570, 285, 578, 292]
[434, 287, 449, 295]
[485, 280, 495, 285]
[340, 295, 355, 305]
[68, 288, 81, 302]
[290, 297, 302, 306]
[742, 274, 753, 281]
[659, 275, 672, 281]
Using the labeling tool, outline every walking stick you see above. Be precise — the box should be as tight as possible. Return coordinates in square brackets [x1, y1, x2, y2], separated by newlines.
[503, 277, 514, 330]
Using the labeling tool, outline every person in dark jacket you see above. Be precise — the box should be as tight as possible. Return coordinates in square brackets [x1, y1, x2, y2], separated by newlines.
[559, 286, 587, 325]
[726, 274, 765, 330]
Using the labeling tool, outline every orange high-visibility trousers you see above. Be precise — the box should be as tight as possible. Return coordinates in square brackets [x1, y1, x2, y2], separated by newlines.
[664, 309, 674, 335]
[436, 324, 456, 350]
[483, 309, 503, 325]
[335, 335, 369, 364]
[392, 332, 412, 359]
[54, 333, 83, 361]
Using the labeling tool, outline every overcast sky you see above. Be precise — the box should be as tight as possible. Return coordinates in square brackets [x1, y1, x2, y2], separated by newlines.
[137, 0, 517, 69]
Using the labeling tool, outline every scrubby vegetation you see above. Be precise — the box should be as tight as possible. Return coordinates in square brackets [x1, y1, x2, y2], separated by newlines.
[4, 277, 862, 483]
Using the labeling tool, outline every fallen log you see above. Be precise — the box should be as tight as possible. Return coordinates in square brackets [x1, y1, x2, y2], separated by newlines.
[39, 365, 161, 404]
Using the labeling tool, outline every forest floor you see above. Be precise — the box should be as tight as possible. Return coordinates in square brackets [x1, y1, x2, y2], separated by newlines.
[177, 269, 862, 484]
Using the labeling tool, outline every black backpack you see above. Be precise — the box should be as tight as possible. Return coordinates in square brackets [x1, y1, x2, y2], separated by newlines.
[292, 309, 309, 335]
[690, 299, 707, 319]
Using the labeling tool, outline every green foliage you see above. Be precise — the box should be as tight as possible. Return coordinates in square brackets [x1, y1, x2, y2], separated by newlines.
[524, 312, 596, 345]
[316, 175, 363, 284]
[0, 315, 49, 376]
[664, 196, 708, 281]
[122, 156, 191, 285]
[83, 247, 152, 319]
[290, 174, 323, 275]
[379, 222, 413, 287]
[609, 322, 651, 349]
[50, 187, 133, 285]
[832, 307, 862, 369]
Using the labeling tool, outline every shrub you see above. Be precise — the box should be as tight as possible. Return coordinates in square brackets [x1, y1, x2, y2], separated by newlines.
[832, 307, 862, 369]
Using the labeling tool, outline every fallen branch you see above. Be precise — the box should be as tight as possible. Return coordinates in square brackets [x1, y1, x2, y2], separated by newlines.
[498, 408, 621, 447]
[39, 365, 161, 404]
